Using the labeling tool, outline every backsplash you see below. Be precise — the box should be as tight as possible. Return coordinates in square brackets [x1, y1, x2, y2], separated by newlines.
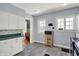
[0, 29, 23, 35]
[0, 29, 23, 41]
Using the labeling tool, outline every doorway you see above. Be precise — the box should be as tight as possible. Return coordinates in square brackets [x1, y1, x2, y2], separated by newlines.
[24, 20, 30, 46]
[26, 20, 30, 33]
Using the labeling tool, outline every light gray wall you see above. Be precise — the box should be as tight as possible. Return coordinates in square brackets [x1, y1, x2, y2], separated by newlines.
[32, 6, 79, 47]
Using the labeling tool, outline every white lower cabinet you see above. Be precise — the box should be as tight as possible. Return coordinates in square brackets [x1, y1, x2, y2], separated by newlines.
[10, 39, 17, 55]
[11, 37, 23, 55]
[0, 40, 12, 56]
[0, 37, 24, 56]
[16, 37, 23, 52]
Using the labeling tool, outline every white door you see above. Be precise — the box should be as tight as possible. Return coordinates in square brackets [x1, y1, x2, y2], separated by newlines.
[0, 11, 8, 29]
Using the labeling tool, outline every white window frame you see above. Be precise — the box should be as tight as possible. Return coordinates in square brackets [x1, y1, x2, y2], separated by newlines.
[76, 15, 79, 38]
[57, 18, 64, 30]
[76, 15, 79, 31]
[57, 15, 74, 30]
[38, 20, 46, 33]
[65, 16, 74, 30]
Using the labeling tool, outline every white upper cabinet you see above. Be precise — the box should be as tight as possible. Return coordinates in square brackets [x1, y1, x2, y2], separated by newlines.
[0, 11, 26, 30]
[8, 13, 18, 29]
[18, 16, 26, 34]
[0, 11, 8, 29]
[18, 16, 25, 29]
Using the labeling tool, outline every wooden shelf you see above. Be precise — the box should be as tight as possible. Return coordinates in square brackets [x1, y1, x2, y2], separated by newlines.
[44, 31, 54, 47]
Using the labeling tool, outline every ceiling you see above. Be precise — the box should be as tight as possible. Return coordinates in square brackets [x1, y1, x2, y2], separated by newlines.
[12, 3, 79, 16]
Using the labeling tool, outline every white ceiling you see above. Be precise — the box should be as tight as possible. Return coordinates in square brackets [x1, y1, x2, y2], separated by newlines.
[12, 3, 79, 16]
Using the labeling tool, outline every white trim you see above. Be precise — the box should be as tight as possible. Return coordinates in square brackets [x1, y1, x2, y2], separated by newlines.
[55, 14, 77, 19]
[54, 43, 70, 49]
[26, 16, 33, 43]
[37, 20, 46, 33]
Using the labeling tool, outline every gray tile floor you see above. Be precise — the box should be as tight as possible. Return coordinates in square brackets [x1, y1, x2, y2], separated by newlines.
[15, 42, 70, 56]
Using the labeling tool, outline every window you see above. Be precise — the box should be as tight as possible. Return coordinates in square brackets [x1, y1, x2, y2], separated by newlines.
[65, 17, 73, 30]
[57, 16, 74, 30]
[38, 20, 45, 33]
[57, 18, 64, 30]
[77, 15, 79, 30]
[76, 15, 79, 38]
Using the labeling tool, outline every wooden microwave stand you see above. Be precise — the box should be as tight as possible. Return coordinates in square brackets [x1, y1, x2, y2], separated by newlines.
[44, 31, 54, 47]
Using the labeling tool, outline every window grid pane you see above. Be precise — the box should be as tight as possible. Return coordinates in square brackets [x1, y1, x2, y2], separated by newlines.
[66, 21, 70, 26]
[57, 17, 73, 30]
[77, 17, 79, 30]
[65, 17, 73, 30]
[38, 20, 45, 33]
[57, 18, 64, 30]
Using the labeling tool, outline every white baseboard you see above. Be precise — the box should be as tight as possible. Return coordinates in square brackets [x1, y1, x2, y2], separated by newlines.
[30, 41, 70, 49]
[54, 44, 70, 49]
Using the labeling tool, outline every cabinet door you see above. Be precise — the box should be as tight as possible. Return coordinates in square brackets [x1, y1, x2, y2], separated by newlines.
[0, 11, 8, 29]
[11, 38, 23, 55]
[18, 16, 26, 34]
[14, 38, 20, 54]
[17, 37, 24, 51]
[14, 37, 23, 54]
[18, 16, 24, 29]
[0, 40, 12, 56]
[8, 13, 18, 29]
[4, 40, 12, 56]
[0, 41, 4, 56]
[10, 38, 18, 55]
